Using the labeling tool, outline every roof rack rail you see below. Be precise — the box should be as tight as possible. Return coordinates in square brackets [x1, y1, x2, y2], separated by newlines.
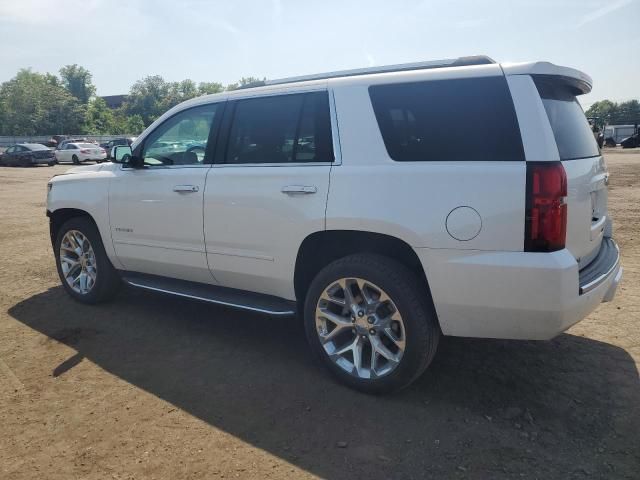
[260, 55, 495, 87]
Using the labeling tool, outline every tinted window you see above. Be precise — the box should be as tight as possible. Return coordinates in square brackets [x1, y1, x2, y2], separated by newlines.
[534, 78, 600, 160]
[26, 144, 49, 151]
[369, 76, 525, 162]
[225, 92, 333, 164]
[142, 104, 218, 166]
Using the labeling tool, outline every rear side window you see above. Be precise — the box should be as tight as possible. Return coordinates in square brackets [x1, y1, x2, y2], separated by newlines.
[534, 78, 600, 160]
[225, 91, 333, 164]
[369, 76, 525, 162]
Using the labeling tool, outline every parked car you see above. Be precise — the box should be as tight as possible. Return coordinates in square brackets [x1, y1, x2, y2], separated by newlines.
[54, 142, 106, 164]
[46, 56, 622, 393]
[56, 138, 87, 150]
[0, 143, 55, 167]
[620, 133, 639, 149]
[102, 137, 136, 159]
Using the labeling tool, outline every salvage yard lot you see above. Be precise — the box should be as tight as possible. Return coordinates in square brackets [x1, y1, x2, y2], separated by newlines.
[0, 152, 638, 479]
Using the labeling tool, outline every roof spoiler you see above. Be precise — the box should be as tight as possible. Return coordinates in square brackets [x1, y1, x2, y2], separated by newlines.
[502, 61, 592, 95]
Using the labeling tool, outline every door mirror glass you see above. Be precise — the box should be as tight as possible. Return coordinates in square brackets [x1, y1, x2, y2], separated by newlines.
[113, 145, 133, 163]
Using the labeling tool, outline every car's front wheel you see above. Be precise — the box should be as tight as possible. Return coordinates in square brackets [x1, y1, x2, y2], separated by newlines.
[72, 155, 80, 165]
[304, 254, 440, 394]
[54, 216, 121, 304]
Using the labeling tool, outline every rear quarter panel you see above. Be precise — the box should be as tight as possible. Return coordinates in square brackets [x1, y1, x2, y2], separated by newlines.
[327, 73, 526, 251]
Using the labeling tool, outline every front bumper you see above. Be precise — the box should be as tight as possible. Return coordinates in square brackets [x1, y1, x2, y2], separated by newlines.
[416, 238, 622, 340]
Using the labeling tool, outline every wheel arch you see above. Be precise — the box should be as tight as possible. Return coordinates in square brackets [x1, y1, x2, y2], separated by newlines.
[294, 230, 433, 305]
[47, 208, 99, 247]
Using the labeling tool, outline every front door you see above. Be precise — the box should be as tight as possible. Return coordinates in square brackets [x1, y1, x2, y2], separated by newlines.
[109, 102, 221, 284]
[204, 91, 335, 300]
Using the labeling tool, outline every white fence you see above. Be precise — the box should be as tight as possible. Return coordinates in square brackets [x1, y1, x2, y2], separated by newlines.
[0, 135, 135, 147]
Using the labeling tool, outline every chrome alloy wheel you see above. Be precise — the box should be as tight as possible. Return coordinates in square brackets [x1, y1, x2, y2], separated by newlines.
[315, 278, 406, 379]
[59, 230, 97, 295]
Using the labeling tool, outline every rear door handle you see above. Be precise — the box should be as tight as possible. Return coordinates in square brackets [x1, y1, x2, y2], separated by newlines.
[173, 185, 199, 193]
[281, 185, 317, 194]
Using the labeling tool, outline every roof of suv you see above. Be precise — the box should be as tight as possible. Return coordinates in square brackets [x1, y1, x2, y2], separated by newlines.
[133, 55, 591, 150]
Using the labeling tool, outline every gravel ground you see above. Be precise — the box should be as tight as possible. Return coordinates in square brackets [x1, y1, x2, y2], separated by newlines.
[1, 152, 638, 479]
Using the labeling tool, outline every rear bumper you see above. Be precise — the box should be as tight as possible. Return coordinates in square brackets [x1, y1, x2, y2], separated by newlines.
[80, 153, 107, 161]
[32, 157, 54, 164]
[416, 238, 622, 340]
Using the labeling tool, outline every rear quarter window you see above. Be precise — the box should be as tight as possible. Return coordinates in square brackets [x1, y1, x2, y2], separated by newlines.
[534, 78, 600, 160]
[368, 76, 525, 162]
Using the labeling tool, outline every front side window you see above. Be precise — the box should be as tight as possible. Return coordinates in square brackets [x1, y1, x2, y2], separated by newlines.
[369, 76, 525, 162]
[142, 104, 218, 166]
[225, 91, 333, 164]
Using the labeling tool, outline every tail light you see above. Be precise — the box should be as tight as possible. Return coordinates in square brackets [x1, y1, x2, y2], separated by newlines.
[525, 162, 567, 252]
[80, 149, 91, 154]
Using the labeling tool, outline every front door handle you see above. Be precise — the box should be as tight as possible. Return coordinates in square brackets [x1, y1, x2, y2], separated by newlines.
[281, 185, 317, 195]
[173, 185, 199, 193]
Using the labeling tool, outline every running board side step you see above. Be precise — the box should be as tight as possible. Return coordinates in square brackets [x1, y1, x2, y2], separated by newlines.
[120, 272, 297, 316]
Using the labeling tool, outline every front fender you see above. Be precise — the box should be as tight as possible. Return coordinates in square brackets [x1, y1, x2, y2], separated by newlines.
[47, 170, 123, 269]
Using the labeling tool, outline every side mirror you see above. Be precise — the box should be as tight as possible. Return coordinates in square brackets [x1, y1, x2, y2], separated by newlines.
[112, 145, 143, 168]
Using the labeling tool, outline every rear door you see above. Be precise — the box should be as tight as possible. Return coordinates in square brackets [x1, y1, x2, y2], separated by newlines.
[533, 77, 607, 267]
[203, 90, 334, 300]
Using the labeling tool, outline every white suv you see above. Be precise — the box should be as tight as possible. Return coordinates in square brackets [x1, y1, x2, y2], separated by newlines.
[47, 56, 622, 393]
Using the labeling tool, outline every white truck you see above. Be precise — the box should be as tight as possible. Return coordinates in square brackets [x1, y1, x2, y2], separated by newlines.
[47, 56, 622, 393]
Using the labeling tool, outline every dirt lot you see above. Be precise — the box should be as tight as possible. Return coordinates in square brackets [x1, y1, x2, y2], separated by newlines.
[1, 152, 638, 480]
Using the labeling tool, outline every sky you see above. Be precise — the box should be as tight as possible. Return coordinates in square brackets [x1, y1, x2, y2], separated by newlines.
[0, 0, 638, 108]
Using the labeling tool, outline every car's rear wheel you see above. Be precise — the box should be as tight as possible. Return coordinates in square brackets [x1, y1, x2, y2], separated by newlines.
[304, 254, 440, 393]
[47, 161, 55, 167]
[72, 155, 80, 165]
[54, 216, 121, 304]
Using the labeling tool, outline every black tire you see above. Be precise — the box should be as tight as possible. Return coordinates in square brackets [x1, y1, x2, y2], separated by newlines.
[303, 254, 440, 394]
[72, 154, 80, 165]
[47, 161, 55, 167]
[54, 216, 121, 304]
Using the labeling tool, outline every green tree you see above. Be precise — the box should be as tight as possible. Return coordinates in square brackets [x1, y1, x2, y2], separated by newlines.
[616, 100, 640, 125]
[226, 76, 265, 91]
[84, 97, 116, 134]
[0, 69, 84, 135]
[162, 79, 199, 112]
[123, 75, 171, 126]
[59, 64, 96, 104]
[111, 112, 145, 135]
[586, 99, 640, 127]
[198, 81, 225, 95]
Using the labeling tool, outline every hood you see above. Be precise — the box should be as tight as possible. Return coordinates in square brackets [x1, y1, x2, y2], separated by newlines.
[64, 162, 116, 175]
